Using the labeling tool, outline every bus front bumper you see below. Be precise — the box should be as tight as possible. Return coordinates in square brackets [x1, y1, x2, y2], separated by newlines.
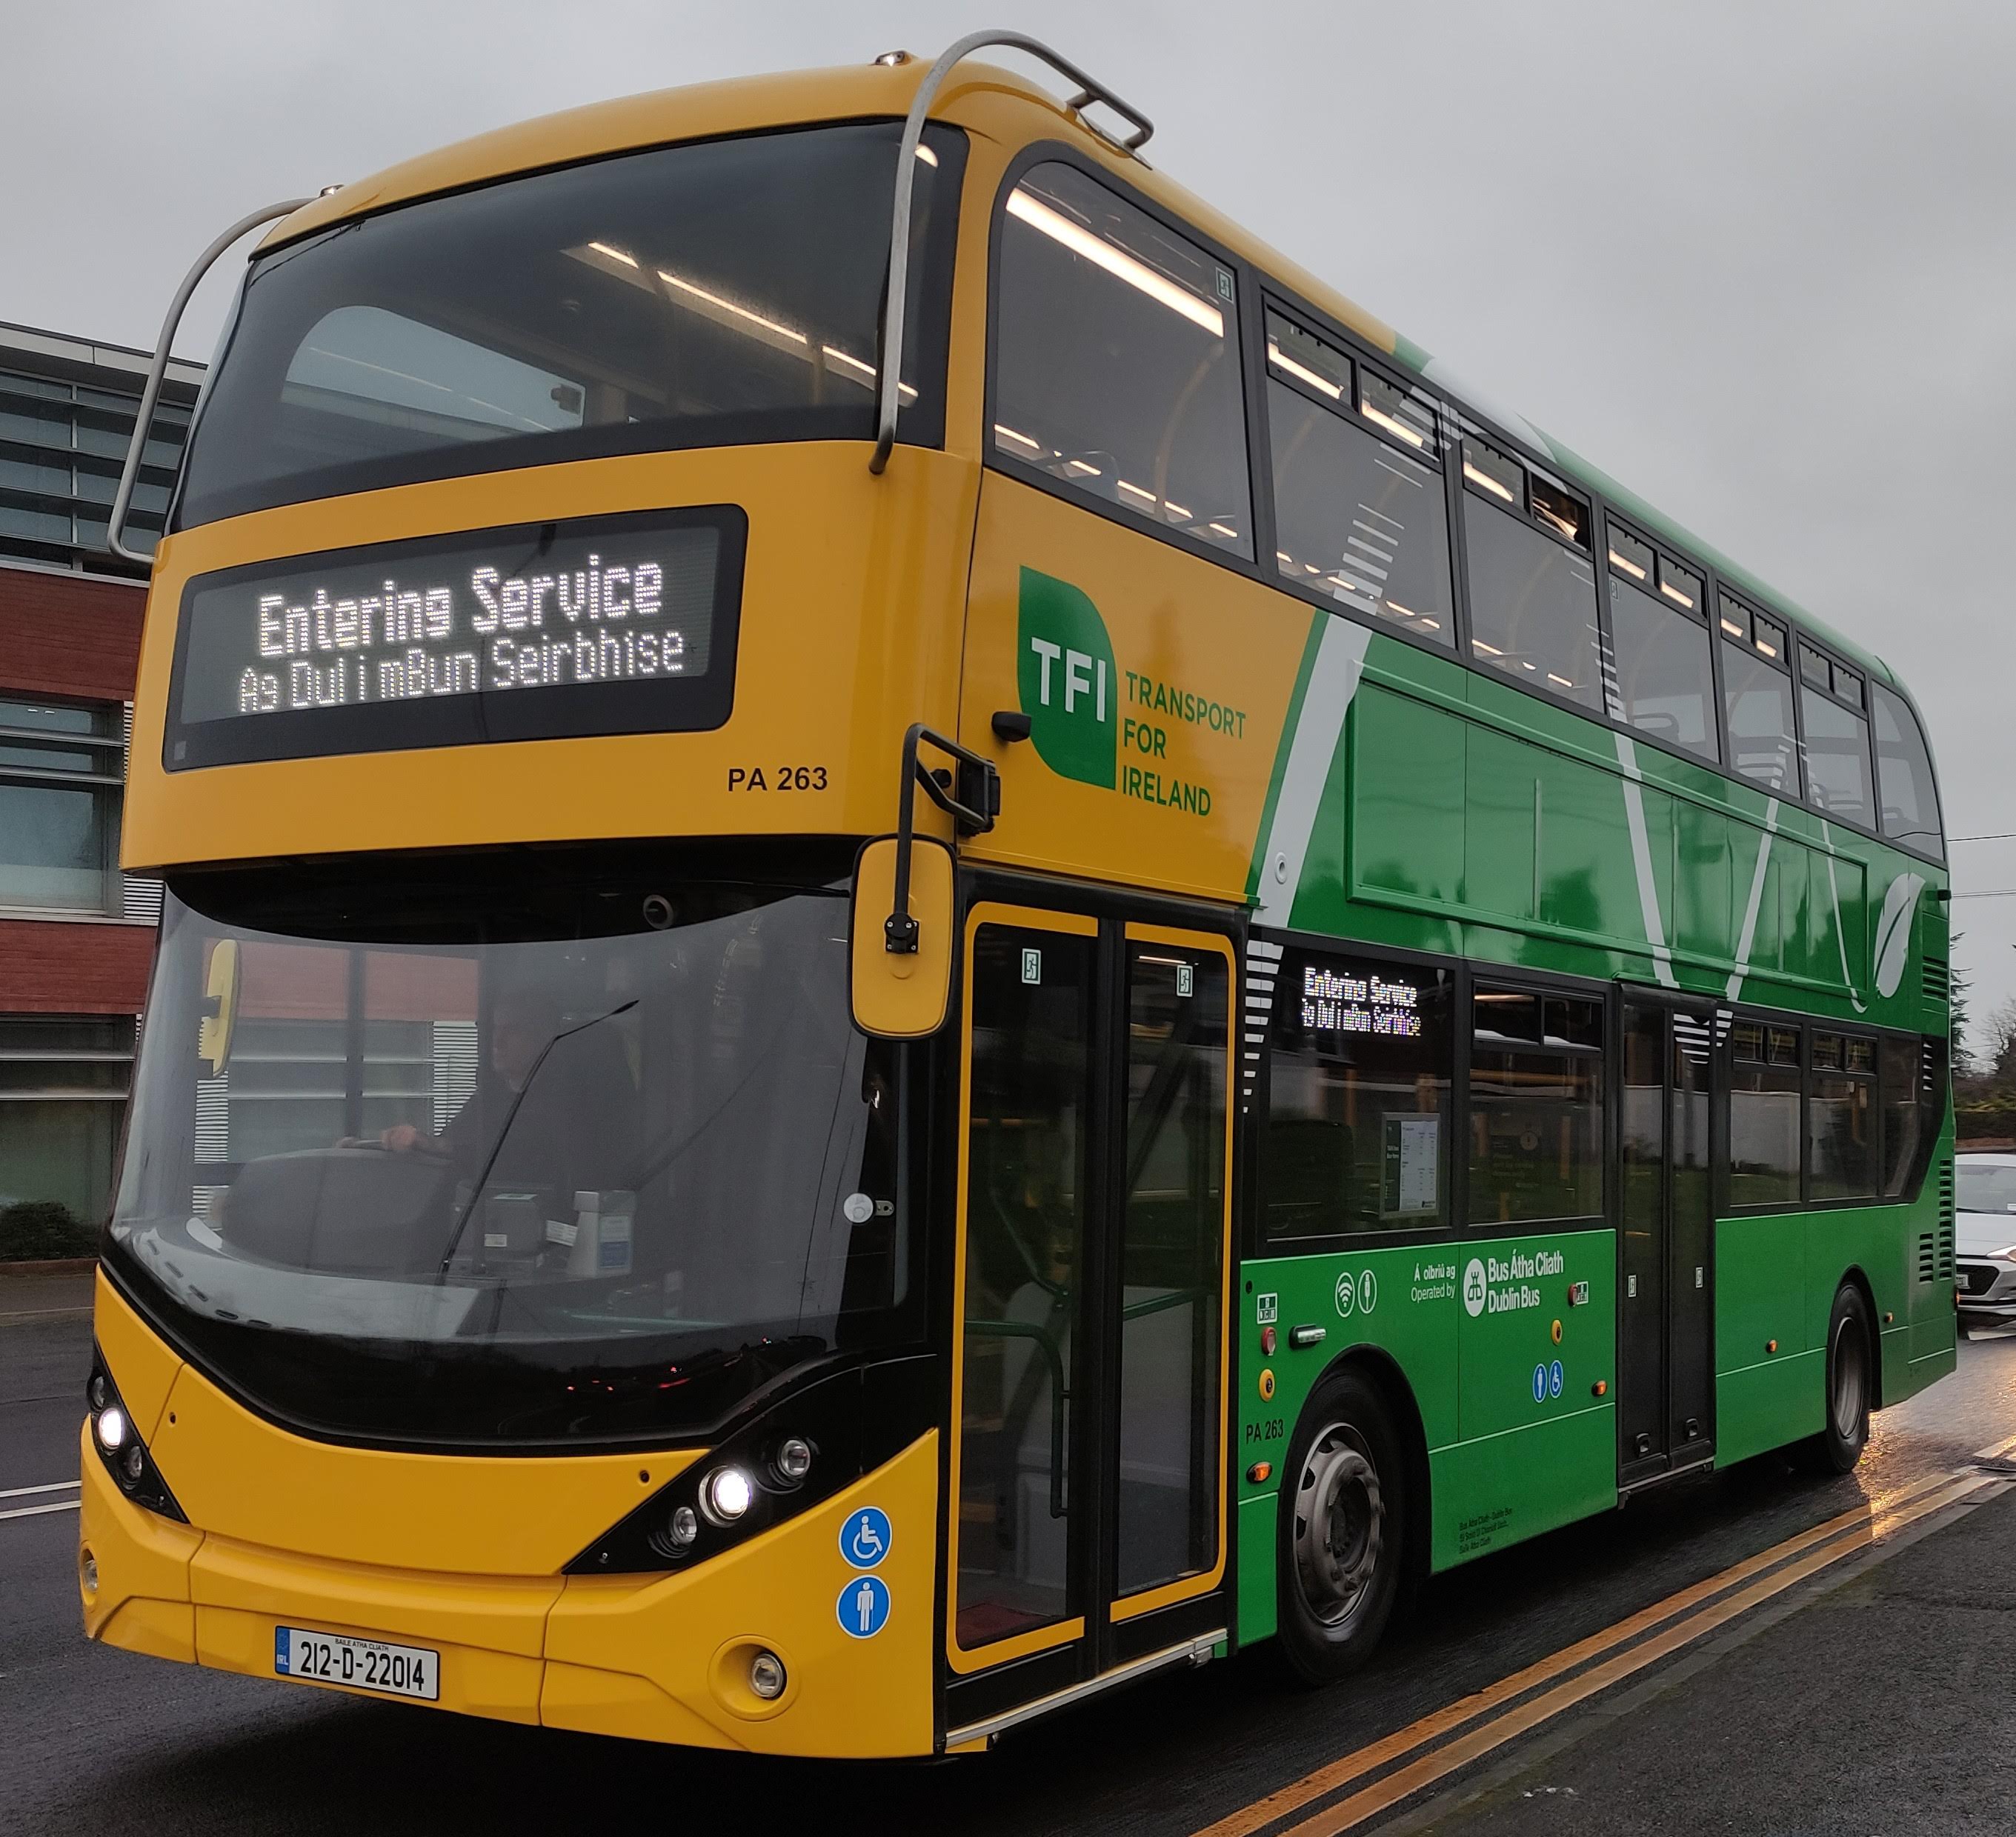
[79, 1422, 941, 1758]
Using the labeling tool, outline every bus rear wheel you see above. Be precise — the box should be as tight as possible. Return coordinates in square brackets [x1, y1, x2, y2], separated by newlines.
[1276, 1369, 1403, 1686]
[1805, 1285, 1873, 1474]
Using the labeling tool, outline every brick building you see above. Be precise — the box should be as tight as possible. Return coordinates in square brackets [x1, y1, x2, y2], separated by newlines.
[1, 320, 202, 1224]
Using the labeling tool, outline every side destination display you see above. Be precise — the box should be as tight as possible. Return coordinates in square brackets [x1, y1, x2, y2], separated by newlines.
[164, 506, 746, 769]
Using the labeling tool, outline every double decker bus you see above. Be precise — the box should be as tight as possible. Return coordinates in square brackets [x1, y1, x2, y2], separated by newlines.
[83, 36, 1954, 1756]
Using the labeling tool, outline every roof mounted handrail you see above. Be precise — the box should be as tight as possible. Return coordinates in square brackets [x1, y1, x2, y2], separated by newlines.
[869, 31, 1154, 476]
[108, 197, 313, 567]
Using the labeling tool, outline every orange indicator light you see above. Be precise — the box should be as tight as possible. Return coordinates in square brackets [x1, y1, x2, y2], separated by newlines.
[1246, 1461, 1273, 1484]
[1592, 1379, 1608, 1397]
[1767, 1338, 1778, 1354]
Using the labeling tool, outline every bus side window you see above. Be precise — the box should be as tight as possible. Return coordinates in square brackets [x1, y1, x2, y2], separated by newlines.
[1809, 1032, 1877, 1202]
[1261, 946, 1454, 1239]
[1872, 684, 1945, 860]
[991, 162, 1252, 560]
[1718, 601, 1801, 798]
[1264, 311, 1455, 647]
[1459, 439, 1606, 713]
[1603, 531, 1718, 764]
[1728, 1019, 1802, 1208]
[1467, 987, 1604, 1225]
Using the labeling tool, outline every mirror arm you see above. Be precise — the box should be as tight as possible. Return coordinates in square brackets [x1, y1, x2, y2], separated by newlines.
[885, 722, 999, 955]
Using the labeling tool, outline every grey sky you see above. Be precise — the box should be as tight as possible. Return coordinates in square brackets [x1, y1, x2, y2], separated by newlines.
[8, 1, 2012, 1044]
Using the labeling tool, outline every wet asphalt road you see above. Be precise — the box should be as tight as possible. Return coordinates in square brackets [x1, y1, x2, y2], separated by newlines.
[5, 1276, 2013, 1837]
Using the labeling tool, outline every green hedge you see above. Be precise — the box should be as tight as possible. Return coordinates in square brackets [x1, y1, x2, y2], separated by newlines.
[0, 1200, 99, 1262]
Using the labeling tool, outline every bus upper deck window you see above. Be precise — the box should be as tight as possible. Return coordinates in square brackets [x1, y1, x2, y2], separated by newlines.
[1720, 599, 1800, 798]
[1265, 310, 1455, 647]
[1872, 683, 1944, 859]
[176, 121, 968, 525]
[991, 163, 1252, 559]
[1605, 522, 1718, 764]
[1461, 440, 1603, 711]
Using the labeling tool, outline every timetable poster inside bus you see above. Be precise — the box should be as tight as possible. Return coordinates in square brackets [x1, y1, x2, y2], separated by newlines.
[164, 507, 746, 767]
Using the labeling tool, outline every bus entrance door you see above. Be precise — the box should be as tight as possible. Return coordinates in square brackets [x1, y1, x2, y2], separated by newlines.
[1618, 996, 1717, 1486]
[945, 902, 1234, 1738]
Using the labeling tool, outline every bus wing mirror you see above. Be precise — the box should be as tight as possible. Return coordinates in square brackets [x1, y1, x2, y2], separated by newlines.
[198, 938, 242, 1076]
[851, 836, 954, 1038]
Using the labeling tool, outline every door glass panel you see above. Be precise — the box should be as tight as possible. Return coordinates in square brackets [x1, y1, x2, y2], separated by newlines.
[957, 924, 1093, 1651]
[1116, 943, 1228, 1599]
[1669, 1013, 1714, 1450]
[1618, 1004, 1664, 1461]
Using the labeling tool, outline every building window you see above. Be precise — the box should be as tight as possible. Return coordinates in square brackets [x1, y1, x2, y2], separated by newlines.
[1729, 1019, 1802, 1207]
[1263, 948, 1454, 1238]
[992, 162, 1252, 558]
[1468, 986, 1604, 1224]
[0, 1015, 136, 1227]
[0, 697, 123, 912]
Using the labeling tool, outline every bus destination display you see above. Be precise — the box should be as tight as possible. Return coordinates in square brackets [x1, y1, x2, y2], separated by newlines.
[167, 509, 743, 768]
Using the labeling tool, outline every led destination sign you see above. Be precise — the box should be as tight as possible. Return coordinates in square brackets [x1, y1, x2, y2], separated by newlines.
[167, 507, 745, 769]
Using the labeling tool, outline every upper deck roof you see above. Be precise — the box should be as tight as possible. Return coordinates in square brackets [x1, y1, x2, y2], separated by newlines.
[254, 53, 1897, 699]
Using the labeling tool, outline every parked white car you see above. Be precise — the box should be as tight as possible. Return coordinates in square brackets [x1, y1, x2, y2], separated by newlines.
[1956, 1153, 2016, 1331]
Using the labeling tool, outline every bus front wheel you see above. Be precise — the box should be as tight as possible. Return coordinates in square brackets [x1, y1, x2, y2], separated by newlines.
[1805, 1285, 1873, 1474]
[1276, 1368, 1404, 1686]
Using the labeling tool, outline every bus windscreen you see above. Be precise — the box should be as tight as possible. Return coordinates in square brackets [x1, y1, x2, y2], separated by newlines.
[164, 507, 744, 767]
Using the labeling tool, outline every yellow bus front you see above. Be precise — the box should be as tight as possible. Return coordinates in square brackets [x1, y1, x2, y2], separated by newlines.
[84, 61, 1018, 1758]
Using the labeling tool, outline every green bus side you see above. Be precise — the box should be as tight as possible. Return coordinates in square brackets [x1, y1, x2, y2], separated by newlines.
[1228, 624, 1952, 1645]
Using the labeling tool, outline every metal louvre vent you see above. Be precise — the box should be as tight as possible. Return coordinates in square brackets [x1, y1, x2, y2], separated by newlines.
[1922, 953, 1950, 1007]
[119, 704, 165, 924]
[1918, 1231, 1937, 1284]
[1938, 1161, 1956, 1281]
[1240, 936, 1283, 1115]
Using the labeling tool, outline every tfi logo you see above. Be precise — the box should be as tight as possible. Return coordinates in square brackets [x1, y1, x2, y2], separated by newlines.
[1017, 567, 1116, 790]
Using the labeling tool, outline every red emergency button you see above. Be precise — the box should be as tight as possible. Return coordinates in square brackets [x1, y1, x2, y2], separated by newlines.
[1260, 1325, 1277, 1356]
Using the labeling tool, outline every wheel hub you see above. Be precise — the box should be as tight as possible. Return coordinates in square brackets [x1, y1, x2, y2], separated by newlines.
[1293, 1426, 1383, 1629]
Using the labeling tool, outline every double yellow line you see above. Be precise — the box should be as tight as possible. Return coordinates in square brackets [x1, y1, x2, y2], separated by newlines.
[1198, 1444, 2016, 1837]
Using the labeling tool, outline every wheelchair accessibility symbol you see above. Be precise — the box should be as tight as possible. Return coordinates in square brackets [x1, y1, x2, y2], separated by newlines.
[840, 1506, 892, 1570]
[838, 1573, 892, 1638]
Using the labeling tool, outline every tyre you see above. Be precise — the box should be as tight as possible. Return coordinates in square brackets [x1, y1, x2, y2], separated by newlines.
[1805, 1285, 1873, 1474]
[1275, 1367, 1405, 1686]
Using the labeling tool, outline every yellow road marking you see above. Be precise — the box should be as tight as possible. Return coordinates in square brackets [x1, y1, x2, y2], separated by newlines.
[1280, 1471, 1995, 1836]
[1197, 1456, 2007, 1837]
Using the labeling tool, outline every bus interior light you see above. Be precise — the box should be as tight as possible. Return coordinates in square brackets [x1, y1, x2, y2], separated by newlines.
[1360, 401, 1426, 448]
[1268, 341, 1343, 399]
[1463, 461, 1517, 503]
[1006, 186, 1225, 337]
[701, 1466, 755, 1526]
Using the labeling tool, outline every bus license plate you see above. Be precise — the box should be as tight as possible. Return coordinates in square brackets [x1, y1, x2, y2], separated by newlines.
[274, 1626, 439, 1701]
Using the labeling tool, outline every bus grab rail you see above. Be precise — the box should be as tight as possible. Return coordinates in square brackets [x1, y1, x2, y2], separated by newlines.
[869, 31, 1154, 476]
[107, 196, 314, 567]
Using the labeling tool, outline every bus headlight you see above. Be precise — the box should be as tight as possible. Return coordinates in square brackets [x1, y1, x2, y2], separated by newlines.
[84, 1353, 185, 1523]
[665, 1504, 699, 1552]
[700, 1465, 754, 1526]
